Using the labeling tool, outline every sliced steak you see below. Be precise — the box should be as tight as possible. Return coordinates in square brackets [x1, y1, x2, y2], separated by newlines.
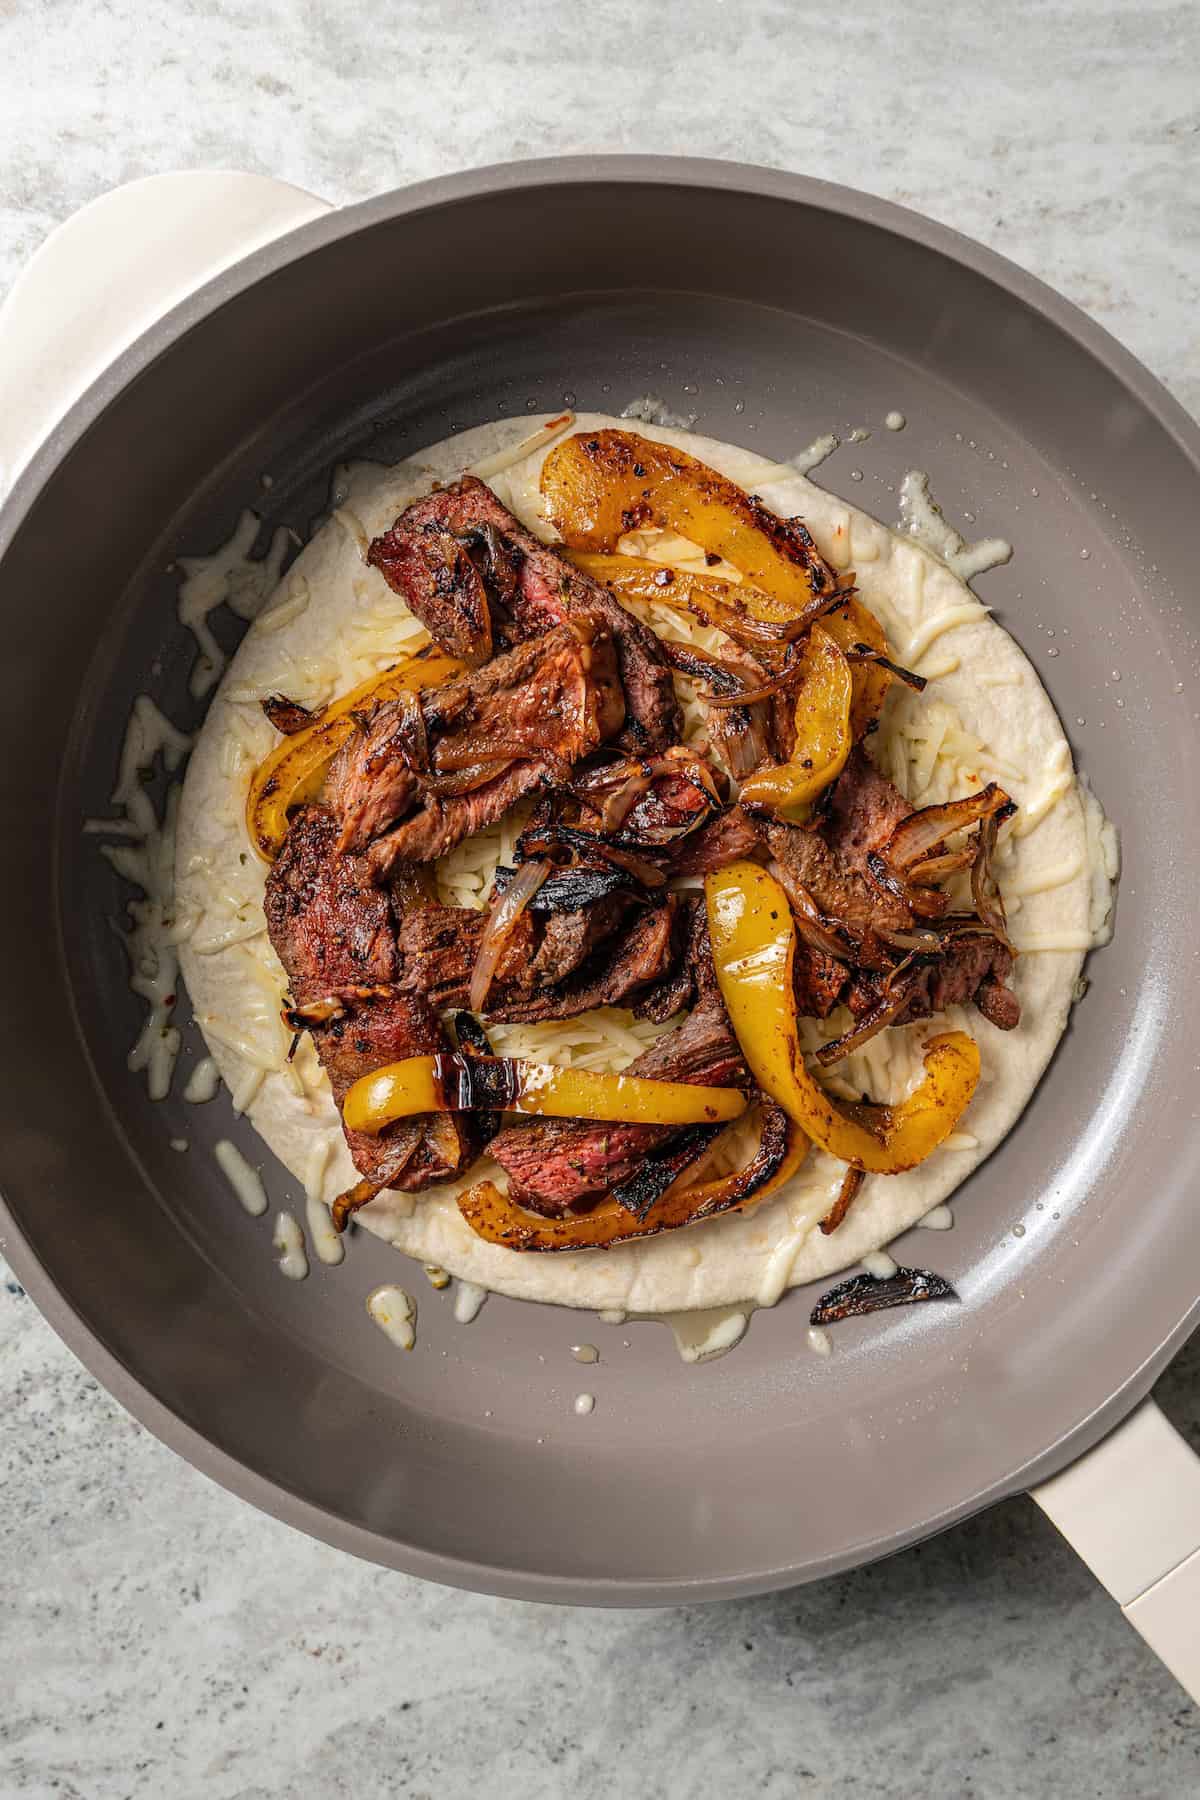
[761, 748, 916, 958]
[528, 889, 639, 987]
[396, 895, 680, 1024]
[824, 747, 915, 869]
[793, 943, 849, 1019]
[763, 748, 1020, 1029]
[489, 916, 746, 1214]
[495, 899, 680, 1024]
[764, 816, 911, 955]
[367, 474, 681, 751]
[632, 894, 704, 1022]
[264, 807, 476, 1193]
[327, 617, 625, 877]
[877, 935, 1019, 1030]
[394, 905, 539, 1012]
[669, 805, 760, 877]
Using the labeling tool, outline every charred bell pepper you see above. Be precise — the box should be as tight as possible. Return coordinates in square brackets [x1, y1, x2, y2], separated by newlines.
[541, 429, 840, 621]
[567, 550, 804, 646]
[818, 594, 894, 740]
[342, 1053, 748, 1137]
[245, 647, 463, 860]
[704, 861, 980, 1172]
[456, 1104, 808, 1251]
[738, 626, 853, 821]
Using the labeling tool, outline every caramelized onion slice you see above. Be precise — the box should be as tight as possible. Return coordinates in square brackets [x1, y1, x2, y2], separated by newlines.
[866, 850, 951, 921]
[971, 811, 1015, 953]
[664, 642, 773, 779]
[570, 550, 813, 648]
[704, 647, 806, 709]
[456, 1104, 807, 1251]
[905, 844, 978, 886]
[419, 758, 517, 797]
[767, 861, 855, 963]
[884, 784, 1014, 874]
[814, 975, 920, 1067]
[468, 857, 552, 1014]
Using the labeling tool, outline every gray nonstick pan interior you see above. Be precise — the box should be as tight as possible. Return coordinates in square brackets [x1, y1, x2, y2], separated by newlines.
[2, 161, 1199, 1603]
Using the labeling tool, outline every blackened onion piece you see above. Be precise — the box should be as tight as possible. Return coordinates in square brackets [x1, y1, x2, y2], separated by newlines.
[494, 863, 638, 911]
[519, 820, 669, 889]
[810, 1265, 957, 1324]
[262, 693, 320, 736]
[608, 1123, 724, 1219]
[814, 975, 920, 1066]
[452, 1011, 501, 1145]
[846, 646, 928, 693]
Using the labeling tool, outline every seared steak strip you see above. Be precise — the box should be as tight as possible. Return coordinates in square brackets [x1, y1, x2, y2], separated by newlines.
[326, 616, 624, 877]
[632, 894, 706, 1023]
[367, 474, 681, 751]
[264, 806, 478, 1205]
[488, 916, 746, 1215]
[668, 804, 761, 877]
[762, 748, 1020, 1031]
[568, 745, 722, 845]
[395, 894, 681, 1024]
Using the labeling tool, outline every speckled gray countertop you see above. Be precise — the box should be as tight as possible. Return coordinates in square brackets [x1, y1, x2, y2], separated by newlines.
[3, 3, 1200, 1794]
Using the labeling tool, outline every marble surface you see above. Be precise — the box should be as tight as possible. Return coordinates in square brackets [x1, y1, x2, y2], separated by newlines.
[3, 0, 1200, 1793]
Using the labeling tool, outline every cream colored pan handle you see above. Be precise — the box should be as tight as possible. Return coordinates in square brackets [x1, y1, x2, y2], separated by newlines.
[1034, 1396, 1200, 1701]
[0, 169, 332, 494]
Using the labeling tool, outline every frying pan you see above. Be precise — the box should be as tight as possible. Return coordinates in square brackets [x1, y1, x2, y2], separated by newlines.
[2, 159, 1199, 1688]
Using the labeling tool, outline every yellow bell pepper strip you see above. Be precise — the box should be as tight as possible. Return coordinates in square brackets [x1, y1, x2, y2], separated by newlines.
[541, 429, 842, 622]
[342, 1053, 748, 1137]
[818, 593, 895, 740]
[573, 545, 897, 744]
[456, 1104, 808, 1251]
[245, 647, 463, 860]
[738, 626, 853, 822]
[704, 861, 980, 1173]
[566, 550, 805, 648]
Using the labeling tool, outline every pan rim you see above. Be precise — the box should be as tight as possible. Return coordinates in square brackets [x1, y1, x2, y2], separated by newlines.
[2, 154, 1198, 1603]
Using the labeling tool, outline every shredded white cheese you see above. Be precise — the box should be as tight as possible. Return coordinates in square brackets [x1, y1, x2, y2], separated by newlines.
[273, 1210, 309, 1280]
[367, 1285, 416, 1350]
[214, 1139, 268, 1216]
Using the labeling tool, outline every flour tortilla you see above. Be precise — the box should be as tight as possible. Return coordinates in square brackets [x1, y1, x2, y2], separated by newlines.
[177, 414, 1109, 1312]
